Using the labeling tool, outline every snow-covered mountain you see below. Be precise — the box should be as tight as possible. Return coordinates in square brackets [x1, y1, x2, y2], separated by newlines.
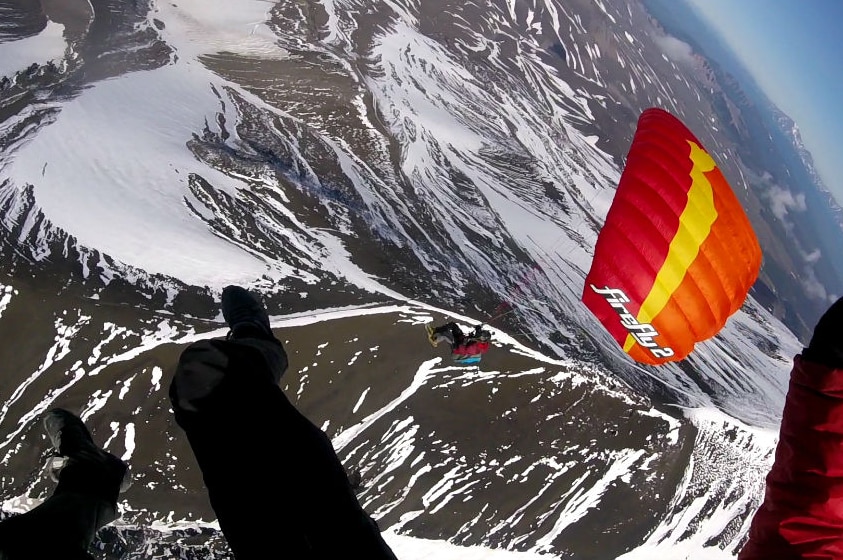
[0, 0, 822, 558]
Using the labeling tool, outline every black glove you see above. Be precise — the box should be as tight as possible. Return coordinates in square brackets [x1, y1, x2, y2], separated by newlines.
[803, 296, 843, 369]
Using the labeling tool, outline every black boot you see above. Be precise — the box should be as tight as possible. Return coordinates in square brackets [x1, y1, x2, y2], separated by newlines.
[221, 285, 274, 341]
[44, 408, 99, 458]
[43, 409, 130, 500]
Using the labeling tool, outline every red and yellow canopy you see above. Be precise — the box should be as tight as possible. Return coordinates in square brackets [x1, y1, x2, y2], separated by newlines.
[582, 108, 761, 365]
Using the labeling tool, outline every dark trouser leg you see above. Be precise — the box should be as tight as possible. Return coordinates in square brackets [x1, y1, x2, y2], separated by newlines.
[433, 322, 464, 346]
[435, 322, 464, 346]
[170, 339, 396, 560]
[449, 322, 465, 346]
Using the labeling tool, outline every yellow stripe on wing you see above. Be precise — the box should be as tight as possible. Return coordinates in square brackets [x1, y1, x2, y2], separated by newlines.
[624, 141, 718, 353]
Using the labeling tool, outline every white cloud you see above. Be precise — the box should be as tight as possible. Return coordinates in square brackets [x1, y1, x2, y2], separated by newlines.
[799, 267, 829, 301]
[653, 34, 695, 66]
[803, 248, 822, 264]
[764, 184, 806, 223]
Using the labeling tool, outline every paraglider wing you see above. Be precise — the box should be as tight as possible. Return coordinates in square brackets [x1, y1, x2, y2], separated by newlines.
[582, 108, 761, 365]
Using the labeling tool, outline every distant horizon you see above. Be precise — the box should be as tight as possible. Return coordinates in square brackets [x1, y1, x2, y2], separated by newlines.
[686, 0, 843, 206]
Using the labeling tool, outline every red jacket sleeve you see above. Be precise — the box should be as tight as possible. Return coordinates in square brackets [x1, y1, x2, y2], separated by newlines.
[739, 356, 843, 559]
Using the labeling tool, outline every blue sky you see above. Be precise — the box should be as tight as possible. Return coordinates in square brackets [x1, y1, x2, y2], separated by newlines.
[686, 0, 843, 203]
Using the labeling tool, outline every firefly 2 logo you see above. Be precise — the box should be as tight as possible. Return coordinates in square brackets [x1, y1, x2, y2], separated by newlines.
[590, 285, 675, 359]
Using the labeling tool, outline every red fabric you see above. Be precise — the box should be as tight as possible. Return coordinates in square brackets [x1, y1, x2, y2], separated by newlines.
[739, 356, 843, 559]
[452, 340, 490, 356]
